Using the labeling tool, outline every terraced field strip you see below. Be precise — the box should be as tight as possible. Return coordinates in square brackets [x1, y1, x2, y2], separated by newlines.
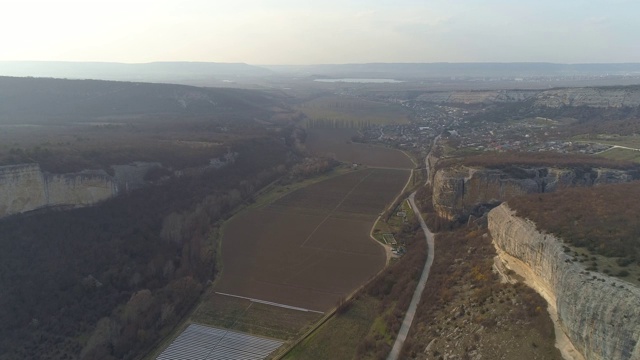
[156, 323, 283, 360]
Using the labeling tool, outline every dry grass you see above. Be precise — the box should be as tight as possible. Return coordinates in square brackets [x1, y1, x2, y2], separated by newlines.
[298, 95, 410, 125]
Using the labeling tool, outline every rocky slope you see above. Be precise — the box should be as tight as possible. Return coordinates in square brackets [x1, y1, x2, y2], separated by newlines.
[488, 204, 640, 360]
[431, 165, 636, 220]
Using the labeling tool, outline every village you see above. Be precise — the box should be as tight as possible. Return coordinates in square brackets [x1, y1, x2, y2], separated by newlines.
[359, 100, 614, 157]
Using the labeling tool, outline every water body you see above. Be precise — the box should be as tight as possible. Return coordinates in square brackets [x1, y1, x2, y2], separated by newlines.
[314, 78, 404, 83]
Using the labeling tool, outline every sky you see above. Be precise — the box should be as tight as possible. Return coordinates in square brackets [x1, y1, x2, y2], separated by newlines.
[1, 0, 639, 65]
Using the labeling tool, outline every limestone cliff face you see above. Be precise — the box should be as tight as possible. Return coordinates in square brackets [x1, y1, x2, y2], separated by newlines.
[0, 164, 48, 218]
[432, 165, 636, 220]
[417, 90, 538, 104]
[45, 171, 117, 208]
[0, 164, 117, 218]
[488, 204, 640, 360]
[534, 87, 640, 108]
[416, 87, 640, 108]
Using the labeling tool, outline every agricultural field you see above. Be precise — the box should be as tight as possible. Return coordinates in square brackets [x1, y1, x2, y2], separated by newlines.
[156, 323, 283, 360]
[298, 95, 410, 125]
[305, 128, 415, 169]
[191, 293, 322, 341]
[597, 147, 640, 163]
[214, 168, 411, 312]
[573, 134, 640, 149]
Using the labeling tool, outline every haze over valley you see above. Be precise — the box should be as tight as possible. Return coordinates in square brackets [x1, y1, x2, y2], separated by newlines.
[2, 1, 640, 360]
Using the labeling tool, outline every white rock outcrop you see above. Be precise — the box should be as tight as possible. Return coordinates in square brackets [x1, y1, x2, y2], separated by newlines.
[0, 163, 117, 218]
[488, 204, 640, 360]
[414, 87, 640, 108]
[0, 164, 48, 217]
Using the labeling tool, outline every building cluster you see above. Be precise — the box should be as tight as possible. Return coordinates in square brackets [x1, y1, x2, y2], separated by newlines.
[360, 99, 614, 157]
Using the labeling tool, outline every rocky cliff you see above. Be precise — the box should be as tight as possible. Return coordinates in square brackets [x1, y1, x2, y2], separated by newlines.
[534, 87, 640, 108]
[431, 165, 636, 220]
[0, 156, 235, 218]
[488, 204, 640, 360]
[417, 90, 538, 104]
[416, 86, 640, 108]
[0, 163, 117, 218]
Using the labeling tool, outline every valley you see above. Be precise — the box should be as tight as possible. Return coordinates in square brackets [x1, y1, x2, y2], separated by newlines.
[1, 72, 640, 360]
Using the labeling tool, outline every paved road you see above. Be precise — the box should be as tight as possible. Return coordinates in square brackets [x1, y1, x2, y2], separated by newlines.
[387, 191, 435, 360]
[424, 134, 441, 186]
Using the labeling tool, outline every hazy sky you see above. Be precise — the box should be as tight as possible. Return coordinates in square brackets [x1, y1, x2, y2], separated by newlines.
[2, 0, 638, 65]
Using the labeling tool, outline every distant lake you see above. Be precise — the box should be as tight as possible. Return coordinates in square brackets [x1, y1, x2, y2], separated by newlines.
[314, 78, 404, 83]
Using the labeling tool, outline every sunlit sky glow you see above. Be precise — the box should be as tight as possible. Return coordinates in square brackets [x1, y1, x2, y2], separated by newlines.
[2, 0, 639, 65]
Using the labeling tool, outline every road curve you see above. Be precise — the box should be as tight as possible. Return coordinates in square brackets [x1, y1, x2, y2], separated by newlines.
[387, 191, 435, 360]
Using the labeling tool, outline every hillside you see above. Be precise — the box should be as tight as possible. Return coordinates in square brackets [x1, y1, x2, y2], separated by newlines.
[0, 76, 287, 123]
[0, 61, 273, 83]
[0, 136, 294, 360]
[266, 63, 640, 79]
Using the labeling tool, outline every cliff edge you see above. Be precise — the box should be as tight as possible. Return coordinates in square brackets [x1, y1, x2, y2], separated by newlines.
[433, 165, 636, 221]
[488, 204, 640, 360]
[0, 163, 117, 218]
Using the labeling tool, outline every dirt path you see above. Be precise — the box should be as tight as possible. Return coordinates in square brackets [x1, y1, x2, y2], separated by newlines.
[387, 191, 435, 360]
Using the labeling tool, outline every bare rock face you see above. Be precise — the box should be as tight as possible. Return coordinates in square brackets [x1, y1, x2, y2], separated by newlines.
[0, 163, 117, 218]
[0, 164, 48, 217]
[416, 90, 538, 104]
[488, 204, 640, 360]
[534, 87, 640, 108]
[431, 165, 636, 221]
[414, 86, 640, 108]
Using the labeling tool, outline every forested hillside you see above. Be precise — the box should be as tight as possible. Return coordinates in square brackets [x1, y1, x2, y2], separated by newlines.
[0, 76, 287, 123]
[0, 137, 293, 360]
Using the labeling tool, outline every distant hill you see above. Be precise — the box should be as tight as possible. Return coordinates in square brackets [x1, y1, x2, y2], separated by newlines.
[266, 62, 640, 79]
[0, 76, 285, 123]
[0, 61, 273, 83]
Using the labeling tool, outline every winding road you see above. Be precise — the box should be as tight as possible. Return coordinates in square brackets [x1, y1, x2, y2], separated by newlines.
[424, 134, 441, 186]
[387, 191, 435, 360]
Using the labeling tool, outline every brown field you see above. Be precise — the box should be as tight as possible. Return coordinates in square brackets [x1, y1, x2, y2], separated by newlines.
[297, 95, 411, 125]
[305, 128, 415, 169]
[192, 293, 322, 340]
[215, 168, 410, 312]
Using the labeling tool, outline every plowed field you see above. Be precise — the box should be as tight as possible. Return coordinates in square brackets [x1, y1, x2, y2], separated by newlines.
[305, 128, 415, 169]
[215, 168, 410, 311]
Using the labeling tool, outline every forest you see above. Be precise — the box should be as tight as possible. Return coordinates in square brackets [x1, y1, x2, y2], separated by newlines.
[508, 181, 640, 266]
[0, 76, 309, 360]
[0, 136, 295, 360]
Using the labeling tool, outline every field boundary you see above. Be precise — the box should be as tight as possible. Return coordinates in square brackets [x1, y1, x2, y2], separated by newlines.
[215, 292, 324, 314]
[300, 171, 374, 247]
[273, 171, 416, 359]
[369, 169, 414, 264]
